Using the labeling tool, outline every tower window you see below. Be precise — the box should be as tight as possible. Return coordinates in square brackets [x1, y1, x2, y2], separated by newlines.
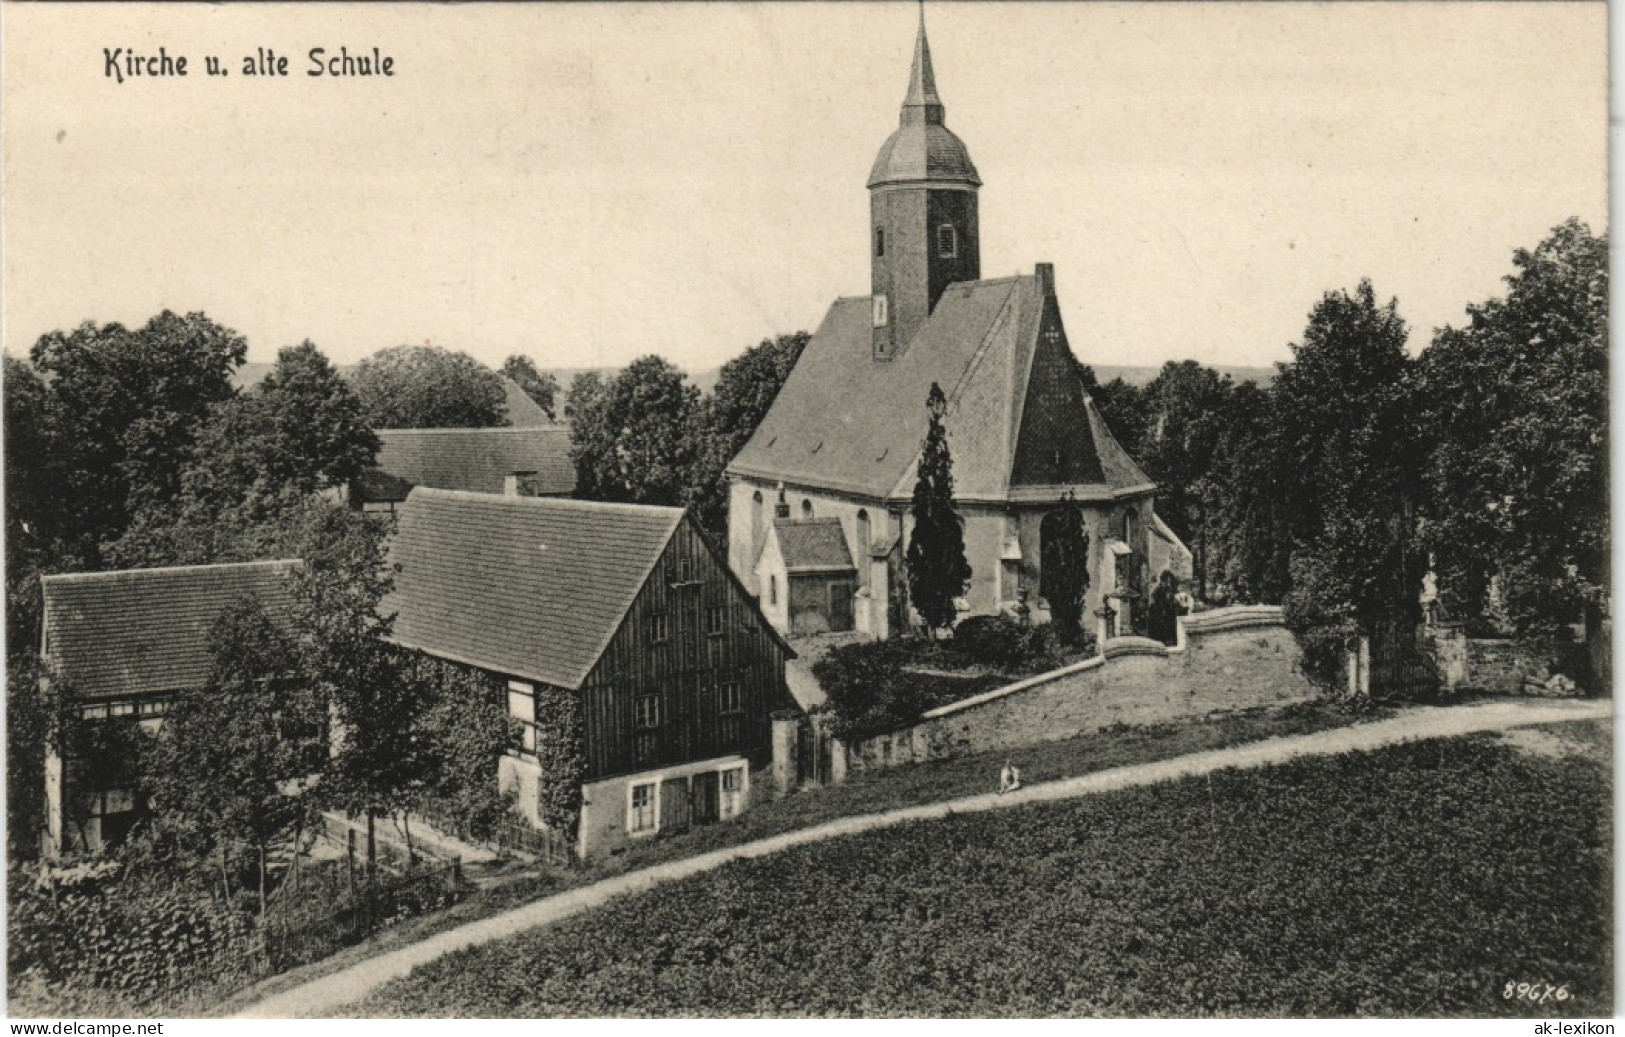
[800, 499, 814, 520]
[937, 225, 957, 259]
[875, 227, 885, 257]
[872, 294, 889, 329]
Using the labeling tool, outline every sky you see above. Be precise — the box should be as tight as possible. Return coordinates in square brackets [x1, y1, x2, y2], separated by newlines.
[1, 2, 1608, 377]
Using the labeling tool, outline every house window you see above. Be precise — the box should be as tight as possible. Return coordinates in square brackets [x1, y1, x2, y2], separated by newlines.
[719, 765, 747, 819]
[634, 695, 661, 729]
[507, 681, 537, 756]
[937, 224, 957, 258]
[633, 694, 661, 765]
[79, 704, 108, 720]
[875, 227, 885, 257]
[706, 605, 726, 637]
[718, 680, 743, 715]
[649, 613, 670, 644]
[800, 499, 814, 520]
[628, 781, 658, 835]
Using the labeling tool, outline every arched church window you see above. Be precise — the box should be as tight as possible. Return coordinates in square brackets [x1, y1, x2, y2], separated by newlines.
[752, 490, 764, 549]
[801, 499, 814, 520]
[875, 227, 885, 257]
[769, 575, 778, 606]
[937, 225, 957, 259]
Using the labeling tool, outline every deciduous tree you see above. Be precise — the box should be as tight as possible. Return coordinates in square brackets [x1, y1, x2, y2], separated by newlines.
[351, 345, 509, 429]
[144, 598, 321, 915]
[567, 356, 702, 508]
[1272, 280, 1420, 686]
[181, 342, 379, 514]
[1414, 219, 1608, 648]
[28, 311, 246, 558]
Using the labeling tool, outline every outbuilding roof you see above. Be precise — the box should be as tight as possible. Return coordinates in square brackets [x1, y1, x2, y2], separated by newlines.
[774, 518, 857, 573]
[40, 560, 300, 700]
[365, 426, 576, 500]
[385, 488, 686, 690]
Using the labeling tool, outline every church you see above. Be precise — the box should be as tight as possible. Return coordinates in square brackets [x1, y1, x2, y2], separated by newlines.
[726, 15, 1190, 641]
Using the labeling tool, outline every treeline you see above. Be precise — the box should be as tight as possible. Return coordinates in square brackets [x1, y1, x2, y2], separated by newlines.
[563, 332, 809, 540]
[2, 318, 808, 864]
[1089, 220, 1606, 683]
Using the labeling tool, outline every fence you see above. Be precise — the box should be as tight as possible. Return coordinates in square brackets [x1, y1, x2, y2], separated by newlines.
[251, 858, 467, 976]
[412, 795, 577, 868]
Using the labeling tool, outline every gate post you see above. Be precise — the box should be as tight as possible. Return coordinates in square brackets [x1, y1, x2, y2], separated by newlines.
[770, 712, 799, 798]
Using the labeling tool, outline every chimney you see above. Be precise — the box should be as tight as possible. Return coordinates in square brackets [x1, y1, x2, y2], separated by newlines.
[1035, 263, 1056, 299]
[504, 470, 539, 497]
[774, 483, 791, 520]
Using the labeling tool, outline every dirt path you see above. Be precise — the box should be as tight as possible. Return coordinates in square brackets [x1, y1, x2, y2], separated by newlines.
[234, 697, 1609, 1018]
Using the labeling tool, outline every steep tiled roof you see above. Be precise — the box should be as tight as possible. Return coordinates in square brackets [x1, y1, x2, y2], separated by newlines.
[370, 427, 575, 498]
[500, 380, 553, 427]
[728, 273, 1152, 505]
[385, 489, 684, 690]
[41, 561, 300, 699]
[774, 519, 856, 573]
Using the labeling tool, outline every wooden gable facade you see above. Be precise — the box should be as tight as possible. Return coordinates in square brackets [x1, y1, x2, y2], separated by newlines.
[386, 488, 795, 853]
[577, 516, 791, 781]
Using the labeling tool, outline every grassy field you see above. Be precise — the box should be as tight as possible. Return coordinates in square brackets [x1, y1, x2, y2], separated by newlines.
[348, 719, 1611, 1018]
[211, 698, 1368, 1014]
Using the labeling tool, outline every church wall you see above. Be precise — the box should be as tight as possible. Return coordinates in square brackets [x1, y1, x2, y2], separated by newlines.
[727, 478, 766, 595]
[839, 609, 1313, 776]
[728, 475, 1176, 641]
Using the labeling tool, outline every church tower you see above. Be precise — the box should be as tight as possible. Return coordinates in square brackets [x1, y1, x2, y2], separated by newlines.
[868, 10, 982, 361]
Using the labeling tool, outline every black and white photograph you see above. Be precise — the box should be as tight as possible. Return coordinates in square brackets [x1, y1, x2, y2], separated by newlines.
[0, 0, 1611, 1022]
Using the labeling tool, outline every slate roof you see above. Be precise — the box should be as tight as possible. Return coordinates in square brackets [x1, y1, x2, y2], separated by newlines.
[40, 560, 300, 700]
[367, 427, 575, 499]
[385, 489, 685, 690]
[727, 273, 1153, 505]
[774, 518, 857, 573]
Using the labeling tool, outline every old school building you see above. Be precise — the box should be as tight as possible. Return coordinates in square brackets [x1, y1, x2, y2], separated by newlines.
[727, 16, 1190, 639]
[386, 488, 794, 858]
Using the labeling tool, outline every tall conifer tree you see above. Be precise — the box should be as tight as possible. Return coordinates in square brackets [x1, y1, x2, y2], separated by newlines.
[906, 383, 971, 636]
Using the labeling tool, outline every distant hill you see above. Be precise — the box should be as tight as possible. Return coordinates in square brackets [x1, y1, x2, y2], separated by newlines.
[1091, 364, 1276, 388]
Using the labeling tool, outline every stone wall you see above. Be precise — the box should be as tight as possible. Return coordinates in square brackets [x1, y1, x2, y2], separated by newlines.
[1426, 624, 1588, 696]
[839, 605, 1315, 776]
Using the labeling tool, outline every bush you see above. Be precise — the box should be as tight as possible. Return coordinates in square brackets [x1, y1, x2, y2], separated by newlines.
[811, 641, 938, 742]
[9, 862, 258, 1007]
[947, 615, 1092, 671]
[949, 615, 1034, 669]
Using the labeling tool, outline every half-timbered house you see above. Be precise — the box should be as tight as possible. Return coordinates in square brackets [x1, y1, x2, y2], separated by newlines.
[38, 560, 301, 857]
[386, 488, 795, 858]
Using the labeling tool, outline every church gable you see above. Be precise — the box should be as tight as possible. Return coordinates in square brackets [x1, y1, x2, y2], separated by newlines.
[1009, 300, 1109, 489]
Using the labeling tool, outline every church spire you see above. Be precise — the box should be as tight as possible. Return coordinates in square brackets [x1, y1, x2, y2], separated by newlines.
[900, 4, 944, 126]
